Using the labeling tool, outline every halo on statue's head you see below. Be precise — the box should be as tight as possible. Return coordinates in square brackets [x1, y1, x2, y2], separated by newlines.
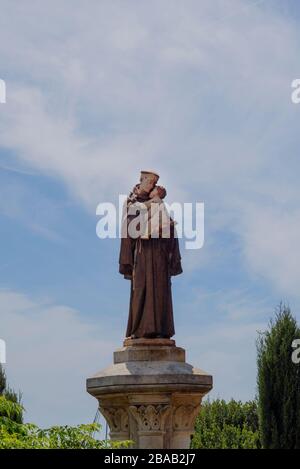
[140, 170, 160, 181]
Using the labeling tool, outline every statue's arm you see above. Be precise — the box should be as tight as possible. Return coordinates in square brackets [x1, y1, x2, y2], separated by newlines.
[119, 235, 136, 279]
[119, 196, 136, 279]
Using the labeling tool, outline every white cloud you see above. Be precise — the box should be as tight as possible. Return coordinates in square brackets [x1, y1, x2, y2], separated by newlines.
[175, 287, 271, 402]
[239, 203, 300, 298]
[0, 289, 119, 427]
[187, 321, 262, 402]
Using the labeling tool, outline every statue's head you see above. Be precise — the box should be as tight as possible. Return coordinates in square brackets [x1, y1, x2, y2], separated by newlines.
[139, 170, 159, 194]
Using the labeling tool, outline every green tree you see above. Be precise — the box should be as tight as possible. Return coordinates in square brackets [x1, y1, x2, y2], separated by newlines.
[0, 365, 22, 423]
[0, 364, 5, 396]
[257, 304, 300, 449]
[191, 399, 261, 449]
[0, 395, 131, 449]
[0, 367, 132, 449]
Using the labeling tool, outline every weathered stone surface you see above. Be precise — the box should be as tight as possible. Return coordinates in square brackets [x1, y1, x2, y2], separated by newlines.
[88, 361, 211, 392]
[86, 341, 212, 448]
[114, 345, 185, 364]
[123, 338, 176, 347]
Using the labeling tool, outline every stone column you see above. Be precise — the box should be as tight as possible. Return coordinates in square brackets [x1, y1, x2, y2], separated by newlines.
[86, 339, 212, 449]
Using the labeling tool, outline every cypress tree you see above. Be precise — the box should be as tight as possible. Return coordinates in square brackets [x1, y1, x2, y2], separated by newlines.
[0, 364, 7, 396]
[0, 364, 23, 423]
[257, 304, 300, 448]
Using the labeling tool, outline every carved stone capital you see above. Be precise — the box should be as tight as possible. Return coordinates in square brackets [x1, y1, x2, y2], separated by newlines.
[99, 406, 129, 437]
[173, 404, 200, 432]
[129, 404, 171, 432]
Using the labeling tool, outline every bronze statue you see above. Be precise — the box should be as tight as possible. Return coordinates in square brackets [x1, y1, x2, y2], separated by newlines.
[119, 170, 182, 339]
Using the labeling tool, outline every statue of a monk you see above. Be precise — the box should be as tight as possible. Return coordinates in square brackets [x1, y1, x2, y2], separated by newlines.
[119, 170, 183, 339]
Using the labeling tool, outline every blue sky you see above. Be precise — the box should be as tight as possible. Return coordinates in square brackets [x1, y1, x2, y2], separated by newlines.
[0, 0, 300, 428]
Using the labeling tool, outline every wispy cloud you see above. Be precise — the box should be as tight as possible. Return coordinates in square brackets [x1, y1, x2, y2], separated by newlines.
[0, 164, 37, 176]
[0, 289, 118, 427]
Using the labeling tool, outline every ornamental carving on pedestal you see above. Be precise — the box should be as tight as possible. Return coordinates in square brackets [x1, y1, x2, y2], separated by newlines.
[99, 406, 129, 434]
[173, 404, 200, 431]
[129, 404, 171, 431]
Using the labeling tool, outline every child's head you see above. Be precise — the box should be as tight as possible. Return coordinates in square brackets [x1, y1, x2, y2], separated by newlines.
[150, 185, 166, 199]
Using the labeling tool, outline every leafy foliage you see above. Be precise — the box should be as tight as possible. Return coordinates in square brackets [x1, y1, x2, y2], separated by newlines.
[0, 396, 131, 449]
[0, 366, 23, 423]
[191, 399, 261, 449]
[0, 396, 24, 423]
[257, 304, 300, 449]
[0, 365, 5, 396]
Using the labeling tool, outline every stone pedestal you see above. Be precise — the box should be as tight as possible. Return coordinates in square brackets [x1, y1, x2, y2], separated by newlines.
[86, 339, 212, 449]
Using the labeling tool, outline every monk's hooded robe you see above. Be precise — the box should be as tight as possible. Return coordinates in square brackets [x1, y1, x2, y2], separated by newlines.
[119, 189, 183, 339]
